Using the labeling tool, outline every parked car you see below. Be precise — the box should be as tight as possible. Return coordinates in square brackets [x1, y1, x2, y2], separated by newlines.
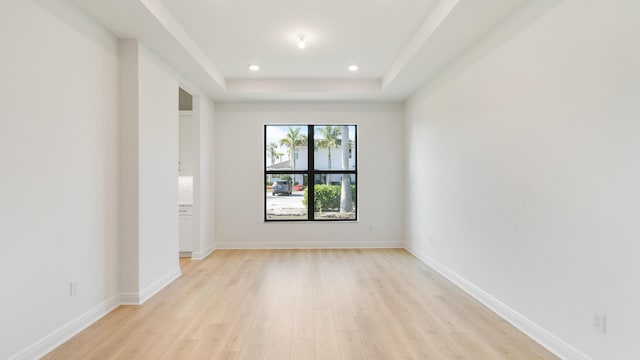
[272, 180, 292, 196]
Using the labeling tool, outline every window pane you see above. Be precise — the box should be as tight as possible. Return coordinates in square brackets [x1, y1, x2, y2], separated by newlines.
[266, 174, 308, 220]
[314, 125, 356, 171]
[266, 125, 308, 171]
[313, 174, 356, 220]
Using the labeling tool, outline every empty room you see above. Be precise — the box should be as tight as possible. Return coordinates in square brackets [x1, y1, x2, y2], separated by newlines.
[1, 0, 638, 359]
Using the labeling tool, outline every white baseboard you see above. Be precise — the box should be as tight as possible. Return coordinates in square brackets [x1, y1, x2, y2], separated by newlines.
[405, 246, 592, 360]
[119, 292, 140, 305]
[10, 294, 121, 360]
[17, 247, 582, 360]
[138, 266, 182, 304]
[12, 266, 183, 359]
[179, 251, 192, 258]
[215, 240, 403, 249]
[191, 245, 215, 260]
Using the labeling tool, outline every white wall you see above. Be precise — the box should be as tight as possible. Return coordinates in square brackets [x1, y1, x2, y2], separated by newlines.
[137, 45, 180, 294]
[404, 1, 640, 359]
[194, 96, 216, 258]
[214, 102, 404, 248]
[0, 1, 120, 358]
[119, 40, 141, 297]
[119, 40, 181, 303]
[0, 1, 205, 357]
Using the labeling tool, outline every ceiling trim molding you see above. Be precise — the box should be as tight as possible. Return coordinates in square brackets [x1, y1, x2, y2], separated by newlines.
[70, 0, 529, 101]
[226, 79, 381, 94]
[139, 0, 226, 90]
[382, 0, 460, 90]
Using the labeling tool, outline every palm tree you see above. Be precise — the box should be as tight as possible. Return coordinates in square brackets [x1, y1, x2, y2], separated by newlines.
[279, 127, 307, 182]
[340, 125, 353, 213]
[315, 126, 341, 184]
[267, 142, 278, 165]
[275, 151, 284, 163]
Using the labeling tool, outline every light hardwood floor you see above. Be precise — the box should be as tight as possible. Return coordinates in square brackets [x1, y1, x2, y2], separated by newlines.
[44, 249, 557, 359]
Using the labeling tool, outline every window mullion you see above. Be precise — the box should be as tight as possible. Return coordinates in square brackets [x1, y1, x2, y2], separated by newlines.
[308, 125, 315, 220]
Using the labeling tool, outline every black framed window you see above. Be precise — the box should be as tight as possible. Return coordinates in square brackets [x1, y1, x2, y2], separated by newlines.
[265, 125, 357, 221]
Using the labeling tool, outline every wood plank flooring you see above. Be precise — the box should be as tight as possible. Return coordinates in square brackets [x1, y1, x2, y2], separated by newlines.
[44, 249, 557, 359]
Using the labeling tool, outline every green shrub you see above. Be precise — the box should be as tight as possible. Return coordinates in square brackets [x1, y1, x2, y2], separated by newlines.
[303, 184, 356, 212]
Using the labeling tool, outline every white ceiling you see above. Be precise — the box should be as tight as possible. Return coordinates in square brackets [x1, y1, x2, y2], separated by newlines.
[161, 0, 438, 80]
[71, 0, 527, 101]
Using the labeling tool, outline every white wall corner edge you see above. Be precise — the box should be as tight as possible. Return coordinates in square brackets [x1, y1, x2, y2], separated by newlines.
[9, 294, 121, 360]
[404, 245, 593, 360]
[191, 245, 216, 260]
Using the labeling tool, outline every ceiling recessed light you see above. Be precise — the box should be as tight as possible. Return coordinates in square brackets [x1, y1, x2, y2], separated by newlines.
[348, 64, 359, 72]
[297, 34, 306, 49]
[249, 64, 260, 71]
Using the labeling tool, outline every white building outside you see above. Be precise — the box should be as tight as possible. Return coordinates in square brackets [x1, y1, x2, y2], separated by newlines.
[267, 145, 356, 186]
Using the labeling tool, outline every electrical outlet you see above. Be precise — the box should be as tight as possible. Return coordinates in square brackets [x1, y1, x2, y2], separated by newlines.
[593, 313, 606, 334]
[70, 281, 78, 297]
[430, 236, 435, 245]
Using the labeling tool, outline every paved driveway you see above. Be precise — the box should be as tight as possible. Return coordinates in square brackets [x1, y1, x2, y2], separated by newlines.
[266, 191, 305, 216]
